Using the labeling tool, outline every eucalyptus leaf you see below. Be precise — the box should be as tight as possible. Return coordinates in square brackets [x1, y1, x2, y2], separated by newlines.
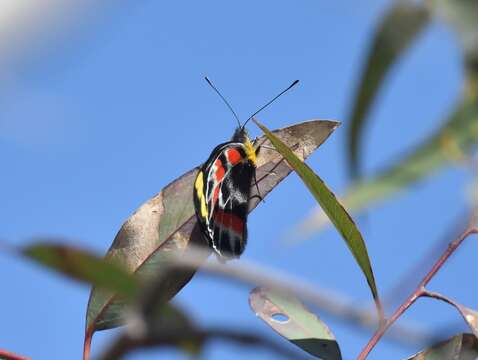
[347, 0, 430, 178]
[84, 120, 339, 358]
[253, 119, 382, 315]
[250, 287, 341, 360]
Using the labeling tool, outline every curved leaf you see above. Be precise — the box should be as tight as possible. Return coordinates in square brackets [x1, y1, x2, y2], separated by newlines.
[23, 242, 139, 299]
[84, 120, 339, 351]
[407, 333, 478, 360]
[253, 119, 382, 317]
[347, 0, 430, 178]
[249, 287, 341, 360]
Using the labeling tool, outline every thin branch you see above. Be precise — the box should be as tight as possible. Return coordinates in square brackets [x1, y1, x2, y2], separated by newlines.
[357, 226, 478, 360]
[420, 289, 457, 306]
[98, 327, 310, 360]
[383, 206, 478, 307]
[0, 349, 30, 360]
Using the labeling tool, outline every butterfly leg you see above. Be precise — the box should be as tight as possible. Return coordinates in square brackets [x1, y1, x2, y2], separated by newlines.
[249, 194, 265, 203]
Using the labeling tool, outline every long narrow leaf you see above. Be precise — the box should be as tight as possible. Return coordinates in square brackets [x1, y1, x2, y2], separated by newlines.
[347, 1, 429, 178]
[253, 119, 382, 317]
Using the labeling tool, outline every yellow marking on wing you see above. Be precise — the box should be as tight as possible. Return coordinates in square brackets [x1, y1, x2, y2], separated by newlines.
[194, 171, 208, 220]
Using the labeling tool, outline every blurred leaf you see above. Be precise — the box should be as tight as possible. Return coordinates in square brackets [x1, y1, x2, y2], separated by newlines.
[347, 0, 430, 178]
[423, 290, 478, 338]
[133, 303, 202, 358]
[428, 0, 478, 57]
[99, 303, 202, 360]
[249, 287, 341, 360]
[23, 242, 138, 299]
[253, 119, 382, 316]
[147, 304, 203, 358]
[297, 95, 478, 239]
[407, 333, 478, 359]
[84, 120, 339, 342]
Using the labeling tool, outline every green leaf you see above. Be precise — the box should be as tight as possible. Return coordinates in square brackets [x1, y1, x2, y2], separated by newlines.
[347, 0, 430, 178]
[407, 333, 478, 360]
[23, 242, 139, 299]
[84, 120, 339, 342]
[249, 287, 341, 360]
[297, 95, 478, 239]
[253, 119, 382, 316]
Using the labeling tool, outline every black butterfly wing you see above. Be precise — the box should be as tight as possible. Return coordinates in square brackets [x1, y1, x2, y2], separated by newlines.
[210, 160, 253, 258]
[193, 142, 254, 259]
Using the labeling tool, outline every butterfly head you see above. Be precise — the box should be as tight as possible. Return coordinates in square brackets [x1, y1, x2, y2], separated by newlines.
[232, 126, 257, 166]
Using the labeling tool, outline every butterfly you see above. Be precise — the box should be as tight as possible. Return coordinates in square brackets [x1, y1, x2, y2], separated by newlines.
[193, 126, 257, 259]
[193, 78, 298, 260]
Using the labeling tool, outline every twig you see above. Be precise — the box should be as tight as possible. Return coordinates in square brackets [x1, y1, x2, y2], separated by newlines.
[98, 327, 310, 360]
[0, 349, 30, 360]
[420, 289, 457, 306]
[383, 207, 478, 307]
[357, 226, 478, 360]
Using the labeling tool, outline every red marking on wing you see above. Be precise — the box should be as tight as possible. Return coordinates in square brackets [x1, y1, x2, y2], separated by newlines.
[212, 184, 220, 205]
[226, 148, 242, 165]
[214, 159, 225, 182]
[213, 209, 244, 235]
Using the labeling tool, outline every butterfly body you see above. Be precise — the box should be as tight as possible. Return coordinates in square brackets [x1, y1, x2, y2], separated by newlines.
[193, 127, 258, 260]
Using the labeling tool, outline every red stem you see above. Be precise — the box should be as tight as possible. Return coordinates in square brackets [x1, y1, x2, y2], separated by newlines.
[83, 327, 94, 360]
[0, 349, 30, 360]
[357, 227, 478, 360]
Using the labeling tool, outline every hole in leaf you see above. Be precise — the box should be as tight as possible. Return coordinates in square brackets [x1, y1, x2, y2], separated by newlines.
[271, 313, 289, 323]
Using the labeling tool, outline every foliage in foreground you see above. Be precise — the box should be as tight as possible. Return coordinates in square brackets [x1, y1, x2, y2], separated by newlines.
[3, 1, 478, 359]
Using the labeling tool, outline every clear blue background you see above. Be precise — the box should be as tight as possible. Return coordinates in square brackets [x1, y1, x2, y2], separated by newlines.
[1, 1, 475, 359]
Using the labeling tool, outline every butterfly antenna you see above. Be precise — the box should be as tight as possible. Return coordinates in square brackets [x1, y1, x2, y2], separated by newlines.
[242, 80, 299, 129]
[205, 76, 242, 128]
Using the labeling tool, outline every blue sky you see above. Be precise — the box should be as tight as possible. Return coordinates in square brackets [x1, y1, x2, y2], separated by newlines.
[0, 1, 475, 359]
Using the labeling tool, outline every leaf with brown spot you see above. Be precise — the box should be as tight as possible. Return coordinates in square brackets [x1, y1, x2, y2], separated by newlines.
[249, 287, 341, 359]
[83, 120, 339, 359]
